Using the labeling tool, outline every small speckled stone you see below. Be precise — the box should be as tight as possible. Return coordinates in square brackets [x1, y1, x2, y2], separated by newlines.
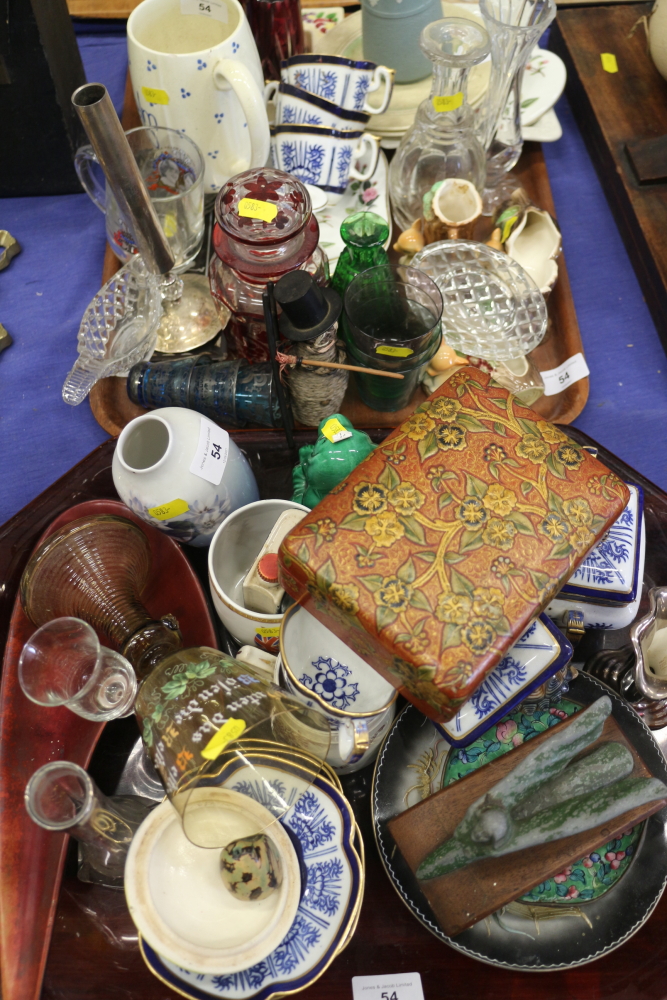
[220, 834, 283, 901]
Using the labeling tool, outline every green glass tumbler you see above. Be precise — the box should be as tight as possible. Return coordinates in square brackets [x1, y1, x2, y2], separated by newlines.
[347, 328, 441, 411]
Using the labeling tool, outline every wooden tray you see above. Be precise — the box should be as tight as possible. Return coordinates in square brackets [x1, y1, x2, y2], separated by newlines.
[388, 708, 667, 937]
[551, 4, 667, 357]
[2, 427, 667, 999]
[88, 74, 588, 436]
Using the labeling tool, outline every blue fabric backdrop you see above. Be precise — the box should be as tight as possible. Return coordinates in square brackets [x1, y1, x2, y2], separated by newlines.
[1, 27, 665, 525]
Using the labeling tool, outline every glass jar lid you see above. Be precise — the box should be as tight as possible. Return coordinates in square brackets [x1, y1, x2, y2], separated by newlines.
[213, 168, 320, 277]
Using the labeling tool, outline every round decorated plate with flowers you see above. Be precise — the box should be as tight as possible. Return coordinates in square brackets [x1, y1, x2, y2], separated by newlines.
[373, 672, 667, 969]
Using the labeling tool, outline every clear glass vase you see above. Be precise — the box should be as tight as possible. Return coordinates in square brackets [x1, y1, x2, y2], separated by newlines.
[388, 18, 491, 233]
[478, 0, 556, 212]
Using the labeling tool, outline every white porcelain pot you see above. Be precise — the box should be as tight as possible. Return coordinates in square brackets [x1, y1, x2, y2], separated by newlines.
[112, 408, 259, 547]
[127, 0, 270, 193]
[651, 0, 667, 80]
[125, 790, 300, 973]
[208, 499, 309, 648]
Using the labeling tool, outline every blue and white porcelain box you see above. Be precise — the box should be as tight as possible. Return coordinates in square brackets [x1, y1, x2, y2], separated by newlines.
[546, 484, 645, 630]
[435, 614, 573, 747]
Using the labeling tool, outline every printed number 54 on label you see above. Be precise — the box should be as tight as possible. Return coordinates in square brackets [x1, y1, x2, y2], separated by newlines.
[352, 973, 424, 1000]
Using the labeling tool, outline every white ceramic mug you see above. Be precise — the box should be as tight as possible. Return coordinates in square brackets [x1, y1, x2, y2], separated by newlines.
[127, 0, 270, 193]
[280, 54, 394, 115]
[265, 80, 370, 131]
[271, 123, 380, 204]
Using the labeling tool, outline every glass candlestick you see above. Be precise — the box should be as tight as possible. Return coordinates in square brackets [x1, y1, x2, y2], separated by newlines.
[388, 18, 491, 233]
[25, 762, 155, 888]
[478, 0, 556, 212]
[19, 617, 137, 721]
[20, 515, 183, 681]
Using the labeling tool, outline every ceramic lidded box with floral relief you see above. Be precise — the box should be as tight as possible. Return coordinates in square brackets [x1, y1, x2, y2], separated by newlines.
[278, 368, 629, 724]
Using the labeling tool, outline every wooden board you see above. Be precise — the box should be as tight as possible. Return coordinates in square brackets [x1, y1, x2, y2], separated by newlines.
[388, 709, 667, 938]
[88, 74, 588, 435]
[551, 5, 667, 357]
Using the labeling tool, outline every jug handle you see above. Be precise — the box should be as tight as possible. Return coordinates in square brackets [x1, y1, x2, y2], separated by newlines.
[74, 144, 107, 211]
[213, 59, 271, 174]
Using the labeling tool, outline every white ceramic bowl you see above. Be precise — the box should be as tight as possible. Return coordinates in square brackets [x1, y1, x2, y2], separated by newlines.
[208, 499, 309, 649]
[125, 788, 300, 974]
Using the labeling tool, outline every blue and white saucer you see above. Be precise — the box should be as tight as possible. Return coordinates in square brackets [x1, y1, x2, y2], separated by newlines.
[140, 762, 362, 1000]
[435, 614, 573, 747]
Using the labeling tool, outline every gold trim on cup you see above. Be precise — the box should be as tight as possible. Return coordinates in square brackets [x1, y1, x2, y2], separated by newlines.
[279, 602, 398, 720]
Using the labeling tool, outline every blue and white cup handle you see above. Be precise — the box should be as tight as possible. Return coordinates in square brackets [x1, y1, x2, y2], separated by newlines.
[338, 718, 371, 765]
[364, 65, 394, 116]
[350, 133, 381, 182]
[213, 59, 271, 174]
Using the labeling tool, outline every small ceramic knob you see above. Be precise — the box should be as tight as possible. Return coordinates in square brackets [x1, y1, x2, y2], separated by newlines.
[220, 833, 283, 901]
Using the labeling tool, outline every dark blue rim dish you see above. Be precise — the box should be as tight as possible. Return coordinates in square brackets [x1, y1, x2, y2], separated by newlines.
[271, 123, 365, 139]
[281, 54, 378, 72]
[559, 484, 644, 605]
[434, 613, 574, 748]
[141, 773, 361, 1000]
[277, 83, 370, 125]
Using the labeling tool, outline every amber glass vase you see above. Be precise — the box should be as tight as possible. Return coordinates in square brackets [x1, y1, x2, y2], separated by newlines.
[20, 515, 182, 680]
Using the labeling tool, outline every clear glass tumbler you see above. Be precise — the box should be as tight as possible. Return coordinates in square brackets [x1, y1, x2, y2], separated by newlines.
[19, 617, 137, 721]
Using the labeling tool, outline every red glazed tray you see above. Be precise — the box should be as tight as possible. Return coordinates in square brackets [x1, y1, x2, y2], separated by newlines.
[0, 499, 218, 1000]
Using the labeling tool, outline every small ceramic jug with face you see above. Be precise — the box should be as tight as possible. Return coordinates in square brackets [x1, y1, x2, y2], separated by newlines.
[127, 0, 270, 193]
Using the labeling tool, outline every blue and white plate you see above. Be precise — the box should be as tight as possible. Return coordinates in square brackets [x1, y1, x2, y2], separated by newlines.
[547, 485, 646, 630]
[435, 614, 573, 747]
[140, 763, 362, 1000]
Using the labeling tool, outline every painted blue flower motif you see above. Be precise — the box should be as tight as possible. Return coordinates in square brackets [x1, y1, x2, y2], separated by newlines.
[214, 112, 225, 122]
[303, 858, 343, 916]
[352, 75, 370, 110]
[286, 789, 335, 851]
[208, 150, 219, 159]
[335, 146, 353, 189]
[180, 87, 191, 98]
[300, 656, 359, 710]
[469, 656, 527, 720]
[280, 140, 326, 185]
[146, 59, 157, 71]
[197, 58, 207, 69]
[317, 69, 337, 101]
[232, 41, 240, 52]
[231, 778, 288, 816]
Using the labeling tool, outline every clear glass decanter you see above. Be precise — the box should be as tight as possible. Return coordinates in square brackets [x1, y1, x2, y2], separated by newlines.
[389, 18, 491, 233]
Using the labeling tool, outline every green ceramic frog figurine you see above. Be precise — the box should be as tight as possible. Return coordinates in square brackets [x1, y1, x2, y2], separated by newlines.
[220, 833, 283, 901]
[417, 696, 667, 881]
[292, 414, 375, 509]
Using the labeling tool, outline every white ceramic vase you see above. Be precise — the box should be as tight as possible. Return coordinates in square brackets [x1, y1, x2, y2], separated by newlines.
[112, 408, 259, 547]
[650, 0, 667, 81]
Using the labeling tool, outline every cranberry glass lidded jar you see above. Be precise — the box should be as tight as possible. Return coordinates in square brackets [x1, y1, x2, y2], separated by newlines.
[209, 167, 329, 362]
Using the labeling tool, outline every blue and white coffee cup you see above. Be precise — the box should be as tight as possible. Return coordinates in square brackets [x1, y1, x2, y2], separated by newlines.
[271, 122, 380, 204]
[280, 54, 394, 115]
[265, 80, 370, 131]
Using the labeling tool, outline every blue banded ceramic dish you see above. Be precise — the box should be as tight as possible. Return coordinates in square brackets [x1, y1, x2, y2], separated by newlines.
[140, 763, 362, 1000]
[434, 614, 573, 747]
[547, 485, 646, 630]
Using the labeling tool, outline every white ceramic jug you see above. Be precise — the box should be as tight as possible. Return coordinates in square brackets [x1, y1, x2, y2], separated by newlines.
[127, 0, 270, 192]
[650, 0, 667, 81]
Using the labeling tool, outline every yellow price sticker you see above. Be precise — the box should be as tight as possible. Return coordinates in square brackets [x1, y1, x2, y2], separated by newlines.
[201, 718, 247, 761]
[321, 417, 352, 443]
[256, 626, 281, 637]
[432, 92, 463, 113]
[141, 86, 170, 105]
[238, 198, 278, 223]
[601, 53, 618, 73]
[148, 498, 189, 521]
[376, 345, 414, 358]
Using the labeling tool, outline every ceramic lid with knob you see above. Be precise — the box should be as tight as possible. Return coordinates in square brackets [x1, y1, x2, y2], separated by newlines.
[212, 167, 320, 278]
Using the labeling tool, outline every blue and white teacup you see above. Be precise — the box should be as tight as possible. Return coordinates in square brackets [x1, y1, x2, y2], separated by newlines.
[276, 603, 397, 773]
[265, 80, 370, 131]
[271, 122, 380, 205]
[280, 54, 394, 115]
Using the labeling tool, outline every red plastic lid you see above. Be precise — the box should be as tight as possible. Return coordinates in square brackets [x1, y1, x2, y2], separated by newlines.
[258, 553, 280, 583]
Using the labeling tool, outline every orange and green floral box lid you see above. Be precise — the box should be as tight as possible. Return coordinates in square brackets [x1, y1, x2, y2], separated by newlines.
[278, 368, 629, 723]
